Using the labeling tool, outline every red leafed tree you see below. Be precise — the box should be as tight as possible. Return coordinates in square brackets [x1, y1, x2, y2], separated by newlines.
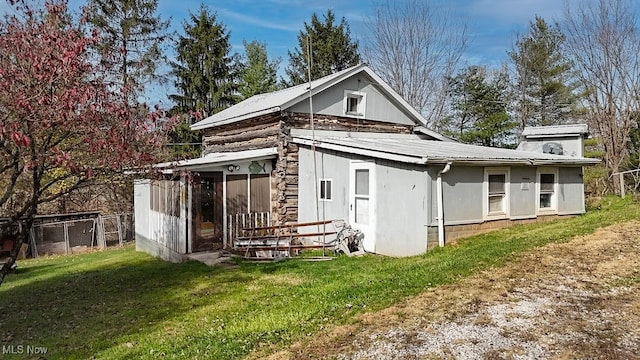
[0, 1, 174, 284]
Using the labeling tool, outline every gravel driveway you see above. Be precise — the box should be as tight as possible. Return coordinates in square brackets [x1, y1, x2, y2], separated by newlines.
[262, 221, 640, 360]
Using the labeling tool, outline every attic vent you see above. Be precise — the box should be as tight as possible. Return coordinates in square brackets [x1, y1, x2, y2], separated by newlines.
[542, 142, 564, 155]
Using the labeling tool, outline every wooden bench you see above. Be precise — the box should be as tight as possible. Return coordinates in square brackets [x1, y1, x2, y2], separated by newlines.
[233, 220, 338, 259]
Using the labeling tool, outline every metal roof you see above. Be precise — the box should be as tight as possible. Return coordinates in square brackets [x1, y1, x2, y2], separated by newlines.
[191, 66, 368, 130]
[291, 131, 599, 166]
[521, 124, 589, 137]
[190, 64, 448, 141]
[156, 147, 277, 172]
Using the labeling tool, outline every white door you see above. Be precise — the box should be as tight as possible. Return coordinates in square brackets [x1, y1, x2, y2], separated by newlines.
[349, 161, 376, 252]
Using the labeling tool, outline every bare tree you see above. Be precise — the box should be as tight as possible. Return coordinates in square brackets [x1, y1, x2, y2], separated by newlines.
[563, 0, 640, 189]
[364, 0, 468, 127]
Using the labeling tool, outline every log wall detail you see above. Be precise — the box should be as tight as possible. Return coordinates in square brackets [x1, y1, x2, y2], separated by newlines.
[201, 112, 414, 227]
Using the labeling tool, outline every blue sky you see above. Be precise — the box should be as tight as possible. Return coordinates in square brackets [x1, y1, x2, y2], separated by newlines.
[152, 0, 579, 66]
[0, 0, 590, 105]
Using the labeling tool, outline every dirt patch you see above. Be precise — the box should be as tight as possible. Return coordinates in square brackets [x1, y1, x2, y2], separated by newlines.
[260, 221, 640, 359]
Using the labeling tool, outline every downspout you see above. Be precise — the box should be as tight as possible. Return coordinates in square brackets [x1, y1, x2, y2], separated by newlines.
[436, 162, 452, 247]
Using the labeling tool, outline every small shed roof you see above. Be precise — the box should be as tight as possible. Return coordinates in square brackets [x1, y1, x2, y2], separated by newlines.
[521, 124, 589, 138]
[291, 130, 599, 166]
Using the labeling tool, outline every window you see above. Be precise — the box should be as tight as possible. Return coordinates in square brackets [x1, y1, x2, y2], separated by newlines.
[343, 90, 366, 117]
[226, 174, 271, 215]
[488, 174, 506, 213]
[347, 97, 359, 113]
[250, 174, 270, 212]
[484, 168, 510, 218]
[319, 179, 332, 201]
[537, 169, 558, 212]
[354, 169, 370, 224]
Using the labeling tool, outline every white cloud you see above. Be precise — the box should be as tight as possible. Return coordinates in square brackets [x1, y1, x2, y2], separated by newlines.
[218, 7, 300, 32]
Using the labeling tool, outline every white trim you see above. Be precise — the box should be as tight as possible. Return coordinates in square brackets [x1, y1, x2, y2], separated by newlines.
[156, 147, 278, 172]
[343, 90, 367, 118]
[349, 161, 376, 253]
[536, 167, 559, 214]
[294, 137, 428, 165]
[290, 134, 599, 166]
[483, 167, 511, 220]
[246, 174, 251, 213]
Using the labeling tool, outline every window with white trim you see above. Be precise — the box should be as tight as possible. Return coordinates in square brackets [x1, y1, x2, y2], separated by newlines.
[319, 179, 332, 201]
[343, 90, 366, 117]
[484, 168, 510, 218]
[537, 168, 558, 212]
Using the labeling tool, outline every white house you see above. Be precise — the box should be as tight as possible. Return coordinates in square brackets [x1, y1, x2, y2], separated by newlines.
[134, 64, 599, 261]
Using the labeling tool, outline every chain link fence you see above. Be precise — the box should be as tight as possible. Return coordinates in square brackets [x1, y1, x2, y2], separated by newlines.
[26, 213, 134, 257]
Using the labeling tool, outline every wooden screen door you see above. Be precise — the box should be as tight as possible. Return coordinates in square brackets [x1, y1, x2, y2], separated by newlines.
[192, 172, 223, 252]
[349, 161, 376, 253]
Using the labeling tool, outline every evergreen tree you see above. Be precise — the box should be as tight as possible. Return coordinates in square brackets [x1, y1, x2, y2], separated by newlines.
[509, 16, 578, 128]
[88, 0, 170, 91]
[170, 5, 239, 115]
[167, 118, 202, 160]
[445, 66, 516, 147]
[285, 10, 360, 86]
[239, 40, 281, 99]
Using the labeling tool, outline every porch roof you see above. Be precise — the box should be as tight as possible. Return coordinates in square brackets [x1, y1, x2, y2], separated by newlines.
[158, 147, 278, 173]
[290, 130, 600, 166]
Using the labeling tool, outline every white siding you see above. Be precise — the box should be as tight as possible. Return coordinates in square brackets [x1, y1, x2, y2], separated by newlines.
[509, 167, 537, 218]
[298, 147, 430, 257]
[558, 167, 586, 214]
[134, 178, 188, 262]
[289, 76, 416, 126]
[298, 148, 352, 227]
[374, 160, 430, 256]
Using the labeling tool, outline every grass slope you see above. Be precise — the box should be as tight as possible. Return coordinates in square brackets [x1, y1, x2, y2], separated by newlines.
[0, 197, 637, 359]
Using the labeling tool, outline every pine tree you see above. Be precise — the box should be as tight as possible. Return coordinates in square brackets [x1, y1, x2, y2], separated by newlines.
[445, 66, 516, 147]
[285, 10, 360, 86]
[88, 0, 170, 92]
[239, 40, 281, 99]
[509, 16, 578, 128]
[170, 5, 239, 115]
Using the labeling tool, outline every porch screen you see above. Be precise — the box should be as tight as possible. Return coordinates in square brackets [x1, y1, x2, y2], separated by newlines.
[250, 174, 270, 213]
[226, 175, 248, 215]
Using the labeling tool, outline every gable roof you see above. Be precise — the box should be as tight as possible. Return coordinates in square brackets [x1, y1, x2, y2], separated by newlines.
[190, 64, 449, 141]
[291, 130, 600, 166]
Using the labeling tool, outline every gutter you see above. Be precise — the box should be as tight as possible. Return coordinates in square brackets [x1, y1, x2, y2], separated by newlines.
[436, 162, 452, 247]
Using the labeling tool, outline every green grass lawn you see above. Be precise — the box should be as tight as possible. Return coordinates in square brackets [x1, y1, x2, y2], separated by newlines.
[1, 197, 638, 359]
